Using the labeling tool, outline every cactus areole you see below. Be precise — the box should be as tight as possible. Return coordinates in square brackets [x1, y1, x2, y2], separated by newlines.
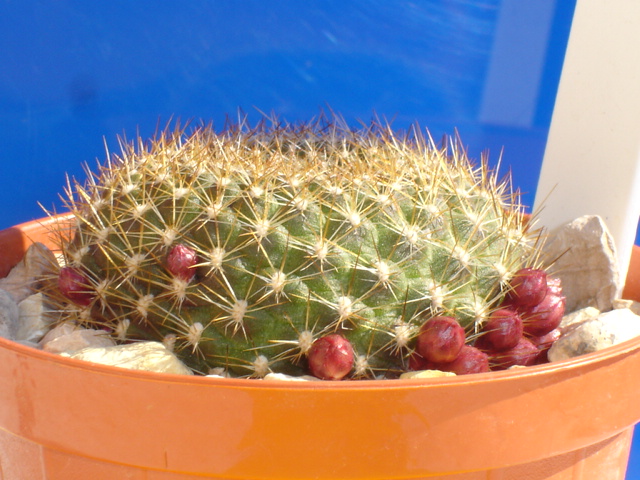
[48, 118, 546, 379]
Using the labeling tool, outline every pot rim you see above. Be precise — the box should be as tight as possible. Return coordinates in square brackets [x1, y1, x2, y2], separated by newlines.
[2, 332, 637, 391]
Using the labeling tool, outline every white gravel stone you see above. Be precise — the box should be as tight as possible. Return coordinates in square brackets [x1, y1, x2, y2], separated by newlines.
[558, 306, 601, 333]
[612, 298, 640, 316]
[0, 288, 19, 340]
[206, 367, 231, 378]
[542, 215, 621, 313]
[40, 322, 116, 354]
[548, 308, 640, 362]
[399, 370, 456, 379]
[263, 372, 321, 382]
[63, 341, 193, 375]
[39, 321, 76, 345]
[0, 242, 57, 303]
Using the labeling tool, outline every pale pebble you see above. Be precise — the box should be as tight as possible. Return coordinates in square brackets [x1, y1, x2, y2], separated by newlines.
[263, 373, 321, 382]
[206, 367, 230, 378]
[63, 341, 193, 375]
[39, 322, 75, 344]
[612, 298, 640, 316]
[41, 324, 116, 354]
[0, 288, 18, 340]
[548, 308, 640, 362]
[399, 370, 456, 379]
[542, 215, 620, 313]
[558, 306, 601, 333]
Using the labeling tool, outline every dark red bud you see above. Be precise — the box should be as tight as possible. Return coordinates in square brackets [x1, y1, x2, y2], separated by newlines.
[416, 316, 466, 363]
[58, 266, 94, 306]
[490, 337, 539, 370]
[505, 268, 548, 308]
[480, 308, 523, 352]
[408, 351, 430, 371]
[308, 334, 354, 380]
[439, 345, 490, 375]
[521, 279, 565, 337]
[166, 243, 198, 281]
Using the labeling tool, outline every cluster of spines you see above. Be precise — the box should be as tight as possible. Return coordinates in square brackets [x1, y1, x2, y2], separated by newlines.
[46, 118, 541, 378]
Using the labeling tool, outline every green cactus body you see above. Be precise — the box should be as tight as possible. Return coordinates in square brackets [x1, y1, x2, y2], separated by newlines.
[50, 120, 541, 378]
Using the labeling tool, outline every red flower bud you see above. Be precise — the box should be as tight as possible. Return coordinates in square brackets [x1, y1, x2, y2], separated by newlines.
[308, 334, 354, 380]
[505, 268, 547, 308]
[480, 308, 523, 352]
[58, 266, 94, 306]
[166, 243, 198, 281]
[416, 316, 465, 363]
[522, 278, 565, 337]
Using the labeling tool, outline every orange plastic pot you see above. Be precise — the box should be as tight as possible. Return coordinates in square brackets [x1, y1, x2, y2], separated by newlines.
[1, 216, 640, 479]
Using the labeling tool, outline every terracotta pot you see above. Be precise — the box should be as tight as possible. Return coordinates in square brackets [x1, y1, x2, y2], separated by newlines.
[1, 216, 639, 479]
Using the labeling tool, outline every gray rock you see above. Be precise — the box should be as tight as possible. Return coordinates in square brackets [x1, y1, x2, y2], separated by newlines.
[0, 242, 58, 303]
[548, 308, 640, 362]
[0, 288, 19, 340]
[542, 215, 621, 313]
[15, 293, 54, 344]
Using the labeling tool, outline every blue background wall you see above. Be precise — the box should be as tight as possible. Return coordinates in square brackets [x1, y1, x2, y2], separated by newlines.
[2, 1, 639, 476]
[1, 0, 573, 227]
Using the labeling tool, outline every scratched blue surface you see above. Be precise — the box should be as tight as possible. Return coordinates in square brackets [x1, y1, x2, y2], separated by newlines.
[1, 1, 639, 477]
[0, 0, 572, 228]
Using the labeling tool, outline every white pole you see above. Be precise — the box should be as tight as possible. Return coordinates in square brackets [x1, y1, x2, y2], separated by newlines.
[534, 0, 640, 286]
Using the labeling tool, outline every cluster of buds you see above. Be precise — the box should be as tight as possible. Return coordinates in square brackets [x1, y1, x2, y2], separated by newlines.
[476, 268, 565, 369]
[408, 268, 566, 376]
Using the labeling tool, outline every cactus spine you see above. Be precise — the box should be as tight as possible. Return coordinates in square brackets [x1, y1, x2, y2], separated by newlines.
[47, 118, 542, 378]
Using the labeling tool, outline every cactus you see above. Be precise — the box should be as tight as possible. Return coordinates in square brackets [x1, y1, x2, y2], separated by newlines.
[45, 117, 545, 378]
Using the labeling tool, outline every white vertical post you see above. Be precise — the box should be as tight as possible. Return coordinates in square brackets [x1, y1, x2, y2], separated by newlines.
[534, 0, 640, 285]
